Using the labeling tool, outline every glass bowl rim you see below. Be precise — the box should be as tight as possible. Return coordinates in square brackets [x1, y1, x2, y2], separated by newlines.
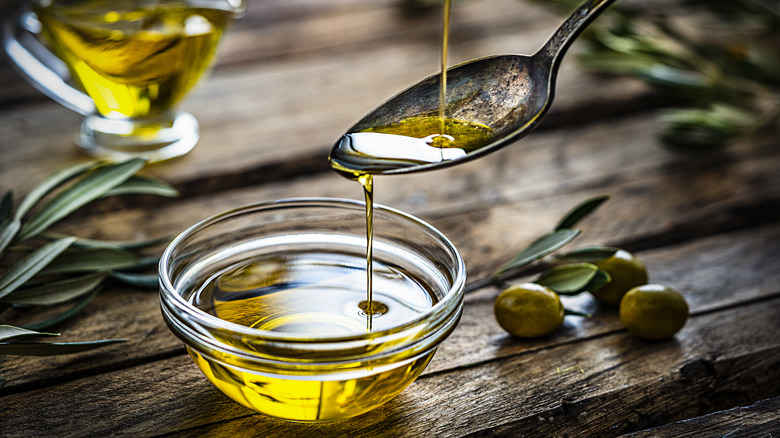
[158, 197, 466, 343]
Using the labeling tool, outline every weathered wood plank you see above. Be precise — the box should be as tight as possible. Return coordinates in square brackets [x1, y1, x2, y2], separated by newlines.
[0, 58, 655, 198]
[50, 115, 780, 281]
[620, 396, 780, 437]
[2, 290, 778, 437]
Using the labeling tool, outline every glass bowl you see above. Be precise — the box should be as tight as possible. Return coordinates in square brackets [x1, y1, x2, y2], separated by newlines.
[158, 198, 465, 421]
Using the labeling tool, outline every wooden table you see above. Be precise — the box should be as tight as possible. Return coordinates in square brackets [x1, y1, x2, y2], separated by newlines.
[1, 0, 779, 436]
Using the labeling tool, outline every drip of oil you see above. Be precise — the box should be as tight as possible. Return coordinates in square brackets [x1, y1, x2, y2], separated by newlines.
[34, 0, 234, 118]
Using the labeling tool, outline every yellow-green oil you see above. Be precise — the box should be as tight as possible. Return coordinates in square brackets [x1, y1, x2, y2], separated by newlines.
[329, 116, 493, 177]
[362, 116, 493, 149]
[188, 251, 439, 421]
[35, 0, 232, 118]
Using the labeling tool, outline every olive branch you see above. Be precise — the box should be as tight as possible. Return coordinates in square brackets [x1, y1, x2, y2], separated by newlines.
[534, 0, 780, 152]
[464, 195, 616, 301]
[0, 158, 178, 388]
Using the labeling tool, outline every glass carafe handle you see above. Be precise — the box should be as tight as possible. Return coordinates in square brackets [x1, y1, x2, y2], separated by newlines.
[2, 7, 95, 116]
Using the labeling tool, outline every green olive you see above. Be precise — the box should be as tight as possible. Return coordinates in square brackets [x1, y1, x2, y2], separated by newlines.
[494, 283, 565, 338]
[620, 284, 689, 340]
[590, 249, 648, 306]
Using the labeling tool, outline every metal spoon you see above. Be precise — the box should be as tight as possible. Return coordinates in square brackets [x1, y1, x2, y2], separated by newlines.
[330, 0, 616, 175]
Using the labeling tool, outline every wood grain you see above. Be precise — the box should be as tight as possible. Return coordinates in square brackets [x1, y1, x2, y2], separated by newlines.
[622, 396, 780, 437]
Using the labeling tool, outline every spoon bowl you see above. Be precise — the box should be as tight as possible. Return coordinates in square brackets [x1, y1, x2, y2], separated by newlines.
[330, 0, 615, 175]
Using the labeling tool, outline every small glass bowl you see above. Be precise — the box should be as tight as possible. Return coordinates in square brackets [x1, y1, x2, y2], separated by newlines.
[159, 198, 465, 421]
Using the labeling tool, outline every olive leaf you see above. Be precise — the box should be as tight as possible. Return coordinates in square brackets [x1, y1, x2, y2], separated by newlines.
[38, 247, 140, 275]
[108, 271, 159, 289]
[556, 246, 619, 263]
[14, 161, 97, 222]
[585, 269, 611, 293]
[534, 263, 610, 296]
[0, 325, 59, 342]
[577, 52, 658, 76]
[493, 229, 581, 278]
[0, 192, 20, 255]
[532, 0, 780, 152]
[1, 273, 106, 305]
[21, 288, 101, 331]
[660, 104, 760, 134]
[42, 233, 172, 251]
[555, 195, 609, 231]
[0, 219, 20, 255]
[534, 263, 599, 294]
[104, 175, 180, 198]
[0, 338, 128, 356]
[16, 158, 146, 242]
[491, 195, 610, 279]
[659, 103, 763, 152]
[0, 237, 75, 300]
[637, 64, 711, 89]
[0, 158, 177, 359]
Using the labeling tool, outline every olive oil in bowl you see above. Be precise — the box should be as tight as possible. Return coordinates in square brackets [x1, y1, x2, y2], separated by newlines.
[187, 250, 439, 420]
[192, 251, 438, 336]
[159, 200, 465, 421]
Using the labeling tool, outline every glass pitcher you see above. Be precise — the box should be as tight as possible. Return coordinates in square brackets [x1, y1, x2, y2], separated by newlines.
[3, 0, 246, 162]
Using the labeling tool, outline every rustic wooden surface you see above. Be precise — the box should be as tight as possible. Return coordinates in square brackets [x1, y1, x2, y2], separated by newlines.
[1, 0, 778, 436]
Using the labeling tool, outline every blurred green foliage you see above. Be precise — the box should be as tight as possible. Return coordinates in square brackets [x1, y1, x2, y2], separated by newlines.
[533, 0, 780, 151]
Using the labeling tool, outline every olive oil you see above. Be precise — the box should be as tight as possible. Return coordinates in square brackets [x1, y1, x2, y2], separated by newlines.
[329, 116, 493, 175]
[439, 0, 452, 135]
[357, 173, 378, 331]
[35, 0, 234, 118]
[192, 251, 437, 335]
[188, 249, 439, 420]
[188, 347, 434, 421]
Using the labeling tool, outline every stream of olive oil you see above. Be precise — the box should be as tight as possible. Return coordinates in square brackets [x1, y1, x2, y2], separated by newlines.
[351, 0, 453, 330]
[357, 173, 376, 331]
[439, 0, 452, 137]
[330, 0, 494, 326]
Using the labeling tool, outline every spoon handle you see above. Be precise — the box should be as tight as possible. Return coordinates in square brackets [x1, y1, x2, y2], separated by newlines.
[536, 0, 616, 69]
